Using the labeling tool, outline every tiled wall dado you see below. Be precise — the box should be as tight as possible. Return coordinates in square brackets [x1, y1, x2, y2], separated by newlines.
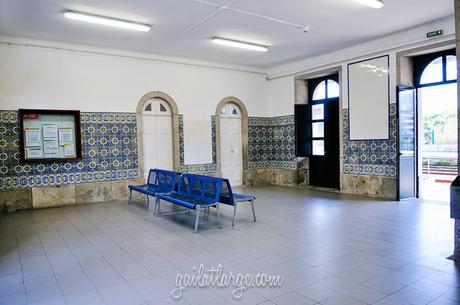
[342, 104, 397, 177]
[247, 115, 296, 170]
[0, 110, 143, 211]
[178, 115, 217, 175]
[0, 104, 398, 210]
[0, 111, 140, 190]
[245, 115, 297, 186]
[341, 104, 398, 199]
[176, 114, 298, 182]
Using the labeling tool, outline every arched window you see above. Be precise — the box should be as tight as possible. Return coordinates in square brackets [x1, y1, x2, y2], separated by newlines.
[143, 99, 171, 115]
[415, 50, 457, 87]
[220, 103, 240, 117]
[312, 79, 340, 101]
[446, 55, 457, 81]
[420, 57, 443, 85]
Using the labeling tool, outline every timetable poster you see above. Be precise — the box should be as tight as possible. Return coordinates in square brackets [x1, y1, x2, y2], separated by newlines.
[21, 111, 79, 161]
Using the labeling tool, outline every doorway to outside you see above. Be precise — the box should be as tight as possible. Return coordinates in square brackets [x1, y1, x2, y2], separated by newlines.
[141, 97, 173, 178]
[307, 75, 340, 189]
[401, 50, 458, 201]
[417, 52, 458, 201]
[220, 103, 243, 186]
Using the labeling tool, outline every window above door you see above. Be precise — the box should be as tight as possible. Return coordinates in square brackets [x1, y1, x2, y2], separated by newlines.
[414, 49, 457, 88]
[220, 103, 241, 117]
[143, 98, 171, 115]
[312, 79, 340, 101]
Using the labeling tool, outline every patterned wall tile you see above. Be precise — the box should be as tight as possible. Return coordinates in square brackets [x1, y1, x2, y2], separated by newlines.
[248, 115, 297, 170]
[1, 103, 397, 190]
[178, 114, 217, 175]
[179, 114, 297, 173]
[342, 104, 397, 177]
[0, 111, 139, 190]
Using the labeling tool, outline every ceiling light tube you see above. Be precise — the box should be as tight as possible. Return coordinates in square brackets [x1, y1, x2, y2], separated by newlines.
[64, 10, 151, 32]
[212, 38, 268, 52]
[353, 0, 384, 9]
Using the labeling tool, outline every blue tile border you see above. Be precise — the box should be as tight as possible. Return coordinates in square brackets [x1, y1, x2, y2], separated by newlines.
[0, 103, 396, 190]
[248, 115, 297, 170]
[0, 111, 139, 190]
[178, 114, 217, 175]
[342, 104, 397, 177]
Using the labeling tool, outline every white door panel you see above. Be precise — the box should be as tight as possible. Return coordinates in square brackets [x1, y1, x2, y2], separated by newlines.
[142, 98, 173, 176]
[220, 105, 242, 186]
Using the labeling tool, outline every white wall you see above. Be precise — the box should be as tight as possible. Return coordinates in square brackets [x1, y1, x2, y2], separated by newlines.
[266, 16, 455, 115]
[0, 15, 455, 163]
[267, 76, 295, 116]
[0, 40, 269, 164]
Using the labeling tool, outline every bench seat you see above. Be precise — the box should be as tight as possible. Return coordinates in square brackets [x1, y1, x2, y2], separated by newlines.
[155, 174, 224, 232]
[219, 179, 256, 226]
[156, 192, 216, 209]
[225, 192, 255, 203]
[128, 184, 158, 196]
[128, 169, 178, 207]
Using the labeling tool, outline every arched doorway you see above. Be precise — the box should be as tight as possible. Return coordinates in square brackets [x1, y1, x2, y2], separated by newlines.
[308, 75, 340, 189]
[141, 98, 172, 177]
[215, 97, 249, 186]
[220, 103, 243, 185]
[412, 50, 458, 201]
[136, 91, 180, 179]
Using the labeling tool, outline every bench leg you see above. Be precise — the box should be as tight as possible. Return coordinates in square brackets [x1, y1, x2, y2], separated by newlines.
[216, 204, 223, 229]
[128, 189, 132, 205]
[232, 202, 237, 227]
[194, 206, 200, 233]
[251, 199, 256, 222]
[146, 194, 150, 208]
[155, 198, 161, 216]
[154, 197, 159, 215]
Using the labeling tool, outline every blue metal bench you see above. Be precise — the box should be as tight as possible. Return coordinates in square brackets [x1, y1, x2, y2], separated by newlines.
[155, 174, 224, 232]
[219, 179, 256, 227]
[128, 169, 179, 207]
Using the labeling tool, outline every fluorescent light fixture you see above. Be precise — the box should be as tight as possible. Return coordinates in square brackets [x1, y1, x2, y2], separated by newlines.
[64, 10, 151, 32]
[212, 37, 268, 52]
[353, 0, 384, 9]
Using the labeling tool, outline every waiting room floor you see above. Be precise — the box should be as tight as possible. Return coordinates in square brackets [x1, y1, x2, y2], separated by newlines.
[0, 186, 459, 305]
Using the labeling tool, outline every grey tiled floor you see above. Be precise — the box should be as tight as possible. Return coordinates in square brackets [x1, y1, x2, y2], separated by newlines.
[0, 186, 459, 305]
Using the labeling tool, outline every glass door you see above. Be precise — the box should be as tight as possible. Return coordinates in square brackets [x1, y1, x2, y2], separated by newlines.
[398, 86, 417, 200]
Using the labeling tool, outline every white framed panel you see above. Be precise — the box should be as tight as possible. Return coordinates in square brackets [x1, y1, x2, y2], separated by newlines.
[183, 116, 212, 164]
[348, 56, 389, 140]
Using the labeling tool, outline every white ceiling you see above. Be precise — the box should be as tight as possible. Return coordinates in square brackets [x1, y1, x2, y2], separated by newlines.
[0, 0, 454, 68]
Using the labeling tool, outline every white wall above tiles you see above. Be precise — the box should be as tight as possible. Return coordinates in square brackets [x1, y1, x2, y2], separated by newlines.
[0, 14, 456, 165]
[266, 15, 456, 116]
[0, 40, 269, 165]
[0, 42, 268, 115]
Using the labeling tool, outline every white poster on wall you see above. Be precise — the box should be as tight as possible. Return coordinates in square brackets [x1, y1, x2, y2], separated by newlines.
[58, 128, 73, 144]
[27, 147, 43, 158]
[183, 116, 213, 165]
[25, 128, 41, 147]
[63, 143, 75, 157]
[43, 124, 58, 140]
[43, 140, 59, 158]
[348, 56, 389, 140]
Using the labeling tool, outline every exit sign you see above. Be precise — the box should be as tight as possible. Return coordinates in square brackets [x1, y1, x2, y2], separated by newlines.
[427, 30, 444, 38]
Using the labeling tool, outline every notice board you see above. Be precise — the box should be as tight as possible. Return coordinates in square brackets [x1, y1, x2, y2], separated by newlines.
[19, 109, 82, 162]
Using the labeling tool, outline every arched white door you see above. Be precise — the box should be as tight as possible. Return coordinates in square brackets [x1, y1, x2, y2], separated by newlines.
[142, 98, 173, 178]
[220, 103, 242, 186]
